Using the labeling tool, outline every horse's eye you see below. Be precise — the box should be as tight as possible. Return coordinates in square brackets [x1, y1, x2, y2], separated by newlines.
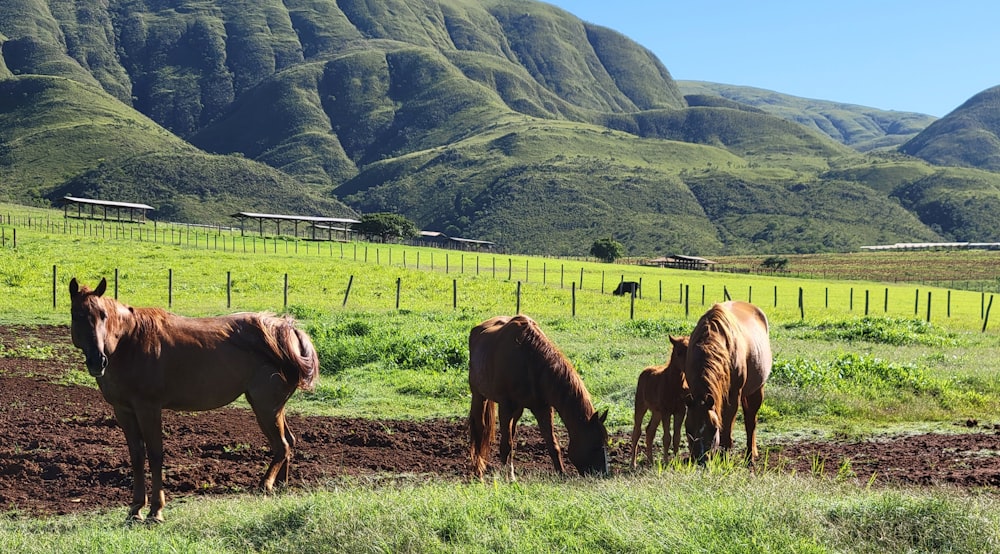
[99, 309, 108, 320]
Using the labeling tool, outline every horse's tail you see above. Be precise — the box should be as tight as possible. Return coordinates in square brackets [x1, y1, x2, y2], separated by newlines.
[273, 318, 320, 391]
[469, 394, 496, 478]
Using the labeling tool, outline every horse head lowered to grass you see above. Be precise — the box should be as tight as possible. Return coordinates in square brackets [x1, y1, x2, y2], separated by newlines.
[69, 277, 319, 522]
[684, 301, 772, 465]
[468, 315, 609, 480]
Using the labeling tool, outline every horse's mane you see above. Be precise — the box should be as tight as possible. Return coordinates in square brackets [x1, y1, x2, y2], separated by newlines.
[515, 318, 595, 419]
[689, 304, 741, 410]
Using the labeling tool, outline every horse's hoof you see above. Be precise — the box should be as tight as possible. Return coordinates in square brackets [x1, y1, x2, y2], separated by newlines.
[125, 514, 145, 525]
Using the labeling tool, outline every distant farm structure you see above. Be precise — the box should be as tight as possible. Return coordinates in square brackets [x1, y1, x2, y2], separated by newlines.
[414, 231, 495, 251]
[861, 242, 1000, 251]
[644, 255, 718, 271]
[231, 211, 360, 241]
[60, 196, 155, 223]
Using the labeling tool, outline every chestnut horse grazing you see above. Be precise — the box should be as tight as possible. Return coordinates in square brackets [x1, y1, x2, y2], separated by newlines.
[68, 278, 319, 522]
[684, 301, 771, 465]
[468, 315, 609, 480]
[629, 335, 689, 468]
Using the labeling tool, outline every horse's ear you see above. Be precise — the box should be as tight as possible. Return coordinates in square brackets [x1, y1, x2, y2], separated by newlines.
[596, 408, 608, 425]
[69, 278, 80, 297]
[95, 278, 107, 297]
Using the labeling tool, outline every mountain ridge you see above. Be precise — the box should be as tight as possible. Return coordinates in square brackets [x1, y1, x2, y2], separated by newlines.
[0, 0, 998, 255]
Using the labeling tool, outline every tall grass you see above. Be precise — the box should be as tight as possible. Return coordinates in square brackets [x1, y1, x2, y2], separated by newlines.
[2, 472, 997, 553]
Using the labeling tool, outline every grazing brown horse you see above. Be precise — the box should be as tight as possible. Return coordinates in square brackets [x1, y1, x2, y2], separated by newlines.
[468, 315, 609, 480]
[68, 278, 319, 522]
[684, 301, 772, 465]
[629, 335, 689, 468]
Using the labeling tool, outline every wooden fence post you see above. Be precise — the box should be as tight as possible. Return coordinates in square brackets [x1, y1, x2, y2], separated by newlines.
[629, 287, 636, 320]
[572, 282, 576, 317]
[983, 295, 994, 333]
[516, 281, 521, 314]
[342, 275, 353, 307]
[52, 265, 57, 309]
[926, 291, 932, 323]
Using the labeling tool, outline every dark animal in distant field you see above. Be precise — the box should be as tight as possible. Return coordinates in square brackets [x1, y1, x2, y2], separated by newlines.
[613, 281, 640, 296]
[630, 335, 689, 468]
[468, 315, 609, 480]
[69, 277, 319, 522]
[684, 301, 772, 465]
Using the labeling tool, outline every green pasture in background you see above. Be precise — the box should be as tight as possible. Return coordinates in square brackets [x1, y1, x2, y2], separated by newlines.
[3, 202, 1000, 551]
[3, 202, 998, 433]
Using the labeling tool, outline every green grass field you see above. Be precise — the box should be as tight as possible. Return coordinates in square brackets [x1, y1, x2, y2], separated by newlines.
[3, 202, 1000, 552]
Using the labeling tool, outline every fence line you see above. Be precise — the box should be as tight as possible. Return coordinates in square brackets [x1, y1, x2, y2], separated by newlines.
[40, 264, 997, 331]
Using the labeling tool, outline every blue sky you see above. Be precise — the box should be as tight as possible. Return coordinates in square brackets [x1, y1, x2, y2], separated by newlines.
[543, 1, 999, 117]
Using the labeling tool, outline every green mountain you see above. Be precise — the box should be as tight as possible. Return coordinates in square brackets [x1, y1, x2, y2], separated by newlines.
[679, 81, 938, 152]
[0, 0, 997, 255]
[901, 86, 1000, 171]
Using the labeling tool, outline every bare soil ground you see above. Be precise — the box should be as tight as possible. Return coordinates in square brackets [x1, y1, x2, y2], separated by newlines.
[2, 325, 999, 518]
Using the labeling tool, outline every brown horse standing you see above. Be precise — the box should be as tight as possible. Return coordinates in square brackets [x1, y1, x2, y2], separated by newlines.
[468, 315, 609, 480]
[69, 278, 319, 522]
[684, 301, 772, 465]
[629, 335, 689, 468]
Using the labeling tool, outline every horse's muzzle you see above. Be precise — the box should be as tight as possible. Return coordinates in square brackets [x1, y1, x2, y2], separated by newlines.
[86, 352, 109, 377]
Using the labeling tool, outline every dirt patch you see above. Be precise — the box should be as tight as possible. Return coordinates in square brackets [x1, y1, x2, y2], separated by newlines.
[2, 325, 999, 518]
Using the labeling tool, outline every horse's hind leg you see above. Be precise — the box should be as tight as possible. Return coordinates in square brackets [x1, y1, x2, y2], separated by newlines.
[247, 385, 296, 492]
[646, 411, 662, 466]
[629, 404, 646, 469]
[498, 404, 524, 481]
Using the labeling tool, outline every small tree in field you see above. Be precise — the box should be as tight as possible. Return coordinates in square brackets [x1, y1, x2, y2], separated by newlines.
[356, 213, 419, 243]
[590, 237, 625, 263]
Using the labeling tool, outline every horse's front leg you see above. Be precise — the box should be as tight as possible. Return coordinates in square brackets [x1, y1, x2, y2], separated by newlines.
[531, 407, 565, 474]
[719, 393, 741, 452]
[498, 404, 523, 481]
[671, 408, 686, 458]
[112, 406, 147, 522]
[742, 387, 765, 465]
[134, 406, 166, 523]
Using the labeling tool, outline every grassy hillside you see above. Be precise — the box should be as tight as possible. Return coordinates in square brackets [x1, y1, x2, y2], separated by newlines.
[2, 0, 1000, 255]
[901, 85, 1000, 170]
[679, 81, 938, 151]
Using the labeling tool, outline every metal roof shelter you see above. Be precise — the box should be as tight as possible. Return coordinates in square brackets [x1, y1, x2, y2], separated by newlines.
[861, 242, 1000, 251]
[231, 211, 360, 239]
[414, 231, 495, 250]
[645, 255, 717, 270]
[60, 195, 155, 223]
